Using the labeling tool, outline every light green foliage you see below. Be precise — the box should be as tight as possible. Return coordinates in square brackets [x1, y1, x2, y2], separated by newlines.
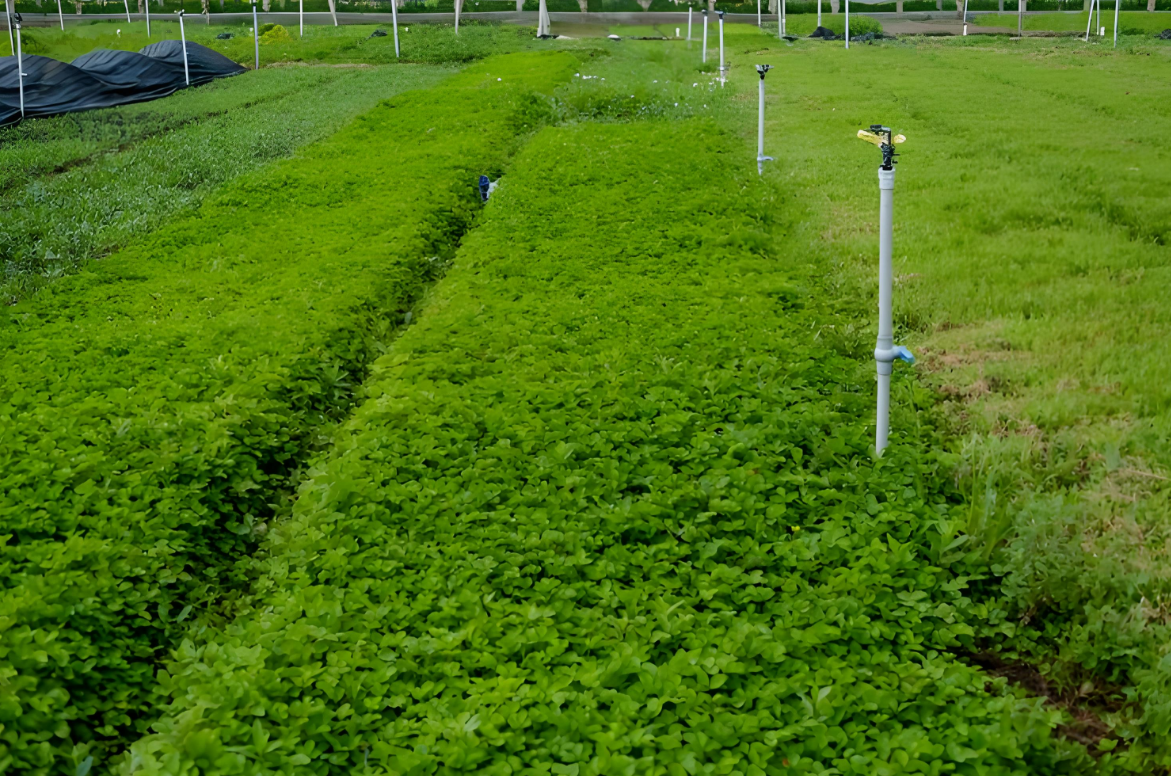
[0, 64, 449, 300]
[0, 52, 577, 776]
[974, 10, 1171, 33]
[736, 34, 1171, 766]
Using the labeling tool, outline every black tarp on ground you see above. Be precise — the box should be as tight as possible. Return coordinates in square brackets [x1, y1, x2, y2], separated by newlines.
[0, 41, 245, 129]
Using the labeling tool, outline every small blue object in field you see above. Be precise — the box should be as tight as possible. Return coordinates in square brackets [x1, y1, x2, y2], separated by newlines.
[479, 175, 498, 202]
[893, 346, 915, 365]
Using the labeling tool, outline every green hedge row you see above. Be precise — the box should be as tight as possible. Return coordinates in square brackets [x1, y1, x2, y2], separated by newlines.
[122, 119, 1084, 775]
[0, 51, 578, 776]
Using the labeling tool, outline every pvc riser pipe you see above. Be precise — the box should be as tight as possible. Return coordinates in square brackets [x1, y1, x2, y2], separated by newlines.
[178, 13, 189, 85]
[702, 15, 707, 62]
[718, 16, 724, 82]
[253, 4, 260, 70]
[15, 21, 23, 117]
[391, 0, 399, 56]
[845, 0, 849, 48]
[300, 0, 303, 37]
[145, 0, 150, 36]
[875, 167, 895, 454]
[687, 7, 691, 40]
[123, 0, 130, 23]
[1112, 0, 1118, 46]
[56, 0, 63, 30]
[757, 79, 764, 157]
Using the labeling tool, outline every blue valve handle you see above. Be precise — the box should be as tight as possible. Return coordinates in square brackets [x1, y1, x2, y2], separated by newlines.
[893, 346, 915, 365]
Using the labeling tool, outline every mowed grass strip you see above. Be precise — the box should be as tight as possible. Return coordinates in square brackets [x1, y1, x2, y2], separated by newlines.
[0, 51, 576, 776]
[125, 120, 1086, 775]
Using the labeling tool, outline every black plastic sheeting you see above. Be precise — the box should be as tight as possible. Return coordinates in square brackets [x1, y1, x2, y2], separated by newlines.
[0, 41, 246, 128]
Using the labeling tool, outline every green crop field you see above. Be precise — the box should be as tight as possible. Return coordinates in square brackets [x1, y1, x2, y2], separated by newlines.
[3, 15, 1171, 776]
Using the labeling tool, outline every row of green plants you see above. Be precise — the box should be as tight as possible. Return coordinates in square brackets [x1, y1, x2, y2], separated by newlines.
[116, 92, 1097, 773]
[0, 63, 448, 301]
[0, 51, 578, 776]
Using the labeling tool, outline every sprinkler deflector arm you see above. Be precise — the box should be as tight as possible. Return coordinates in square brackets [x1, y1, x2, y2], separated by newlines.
[857, 125, 913, 454]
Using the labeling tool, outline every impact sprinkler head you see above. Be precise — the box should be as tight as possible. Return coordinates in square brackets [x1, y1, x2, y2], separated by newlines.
[857, 124, 906, 171]
[717, 9, 725, 17]
[756, 63, 771, 80]
[701, 8, 708, 14]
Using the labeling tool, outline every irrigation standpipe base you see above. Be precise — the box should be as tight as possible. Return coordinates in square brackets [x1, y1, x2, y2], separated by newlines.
[857, 125, 914, 455]
[252, 2, 260, 70]
[756, 65, 774, 175]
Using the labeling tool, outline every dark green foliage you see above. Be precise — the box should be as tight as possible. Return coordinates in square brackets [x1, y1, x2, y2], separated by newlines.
[0, 51, 578, 776]
[123, 118, 1085, 775]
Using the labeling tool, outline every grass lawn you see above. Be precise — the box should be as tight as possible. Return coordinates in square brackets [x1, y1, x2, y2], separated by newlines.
[975, 9, 1171, 33]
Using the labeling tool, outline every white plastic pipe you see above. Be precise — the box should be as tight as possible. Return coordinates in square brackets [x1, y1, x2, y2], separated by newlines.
[1095, 0, 1100, 34]
[123, 0, 131, 23]
[718, 11, 724, 84]
[391, 0, 399, 56]
[145, 0, 150, 36]
[15, 17, 23, 117]
[57, 0, 64, 30]
[178, 11, 189, 85]
[781, 0, 785, 34]
[875, 166, 896, 454]
[252, 2, 259, 70]
[455, 0, 461, 33]
[756, 69, 774, 174]
[1017, 0, 1022, 37]
[756, 0, 760, 27]
[6, 4, 13, 57]
[962, 0, 968, 34]
[817, 0, 821, 28]
[687, 6, 691, 40]
[701, 10, 707, 62]
[845, 0, 849, 48]
[299, 0, 303, 37]
[1112, 0, 1118, 46]
[1084, 0, 1094, 41]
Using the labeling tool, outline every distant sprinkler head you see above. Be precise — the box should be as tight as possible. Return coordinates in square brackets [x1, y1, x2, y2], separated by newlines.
[701, 8, 707, 14]
[177, 8, 184, 14]
[756, 63, 771, 79]
[717, 9, 725, 17]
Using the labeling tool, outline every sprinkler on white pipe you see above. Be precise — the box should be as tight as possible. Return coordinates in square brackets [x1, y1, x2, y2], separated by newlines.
[177, 10, 189, 85]
[13, 13, 23, 118]
[252, 2, 260, 70]
[701, 8, 707, 63]
[718, 10, 725, 86]
[756, 65, 774, 175]
[857, 125, 913, 455]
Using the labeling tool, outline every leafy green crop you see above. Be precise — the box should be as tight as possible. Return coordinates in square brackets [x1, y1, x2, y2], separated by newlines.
[123, 116, 1087, 775]
[0, 51, 577, 776]
[0, 64, 451, 301]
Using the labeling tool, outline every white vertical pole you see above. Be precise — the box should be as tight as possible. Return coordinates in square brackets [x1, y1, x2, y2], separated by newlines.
[178, 11, 189, 85]
[299, 0, 303, 37]
[701, 10, 707, 62]
[1017, 0, 1022, 37]
[718, 11, 724, 85]
[756, 0, 760, 27]
[391, 0, 399, 55]
[123, 0, 131, 23]
[817, 0, 821, 27]
[962, 0, 967, 34]
[875, 165, 896, 454]
[781, 0, 785, 34]
[57, 0, 64, 30]
[146, 0, 150, 36]
[6, 2, 13, 57]
[687, 6, 691, 39]
[1112, 0, 1118, 45]
[455, 0, 460, 33]
[1095, 0, 1100, 34]
[14, 16, 23, 118]
[1084, 0, 1094, 41]
[845, 0, 849, 47]
[252, 2, 259, 69]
